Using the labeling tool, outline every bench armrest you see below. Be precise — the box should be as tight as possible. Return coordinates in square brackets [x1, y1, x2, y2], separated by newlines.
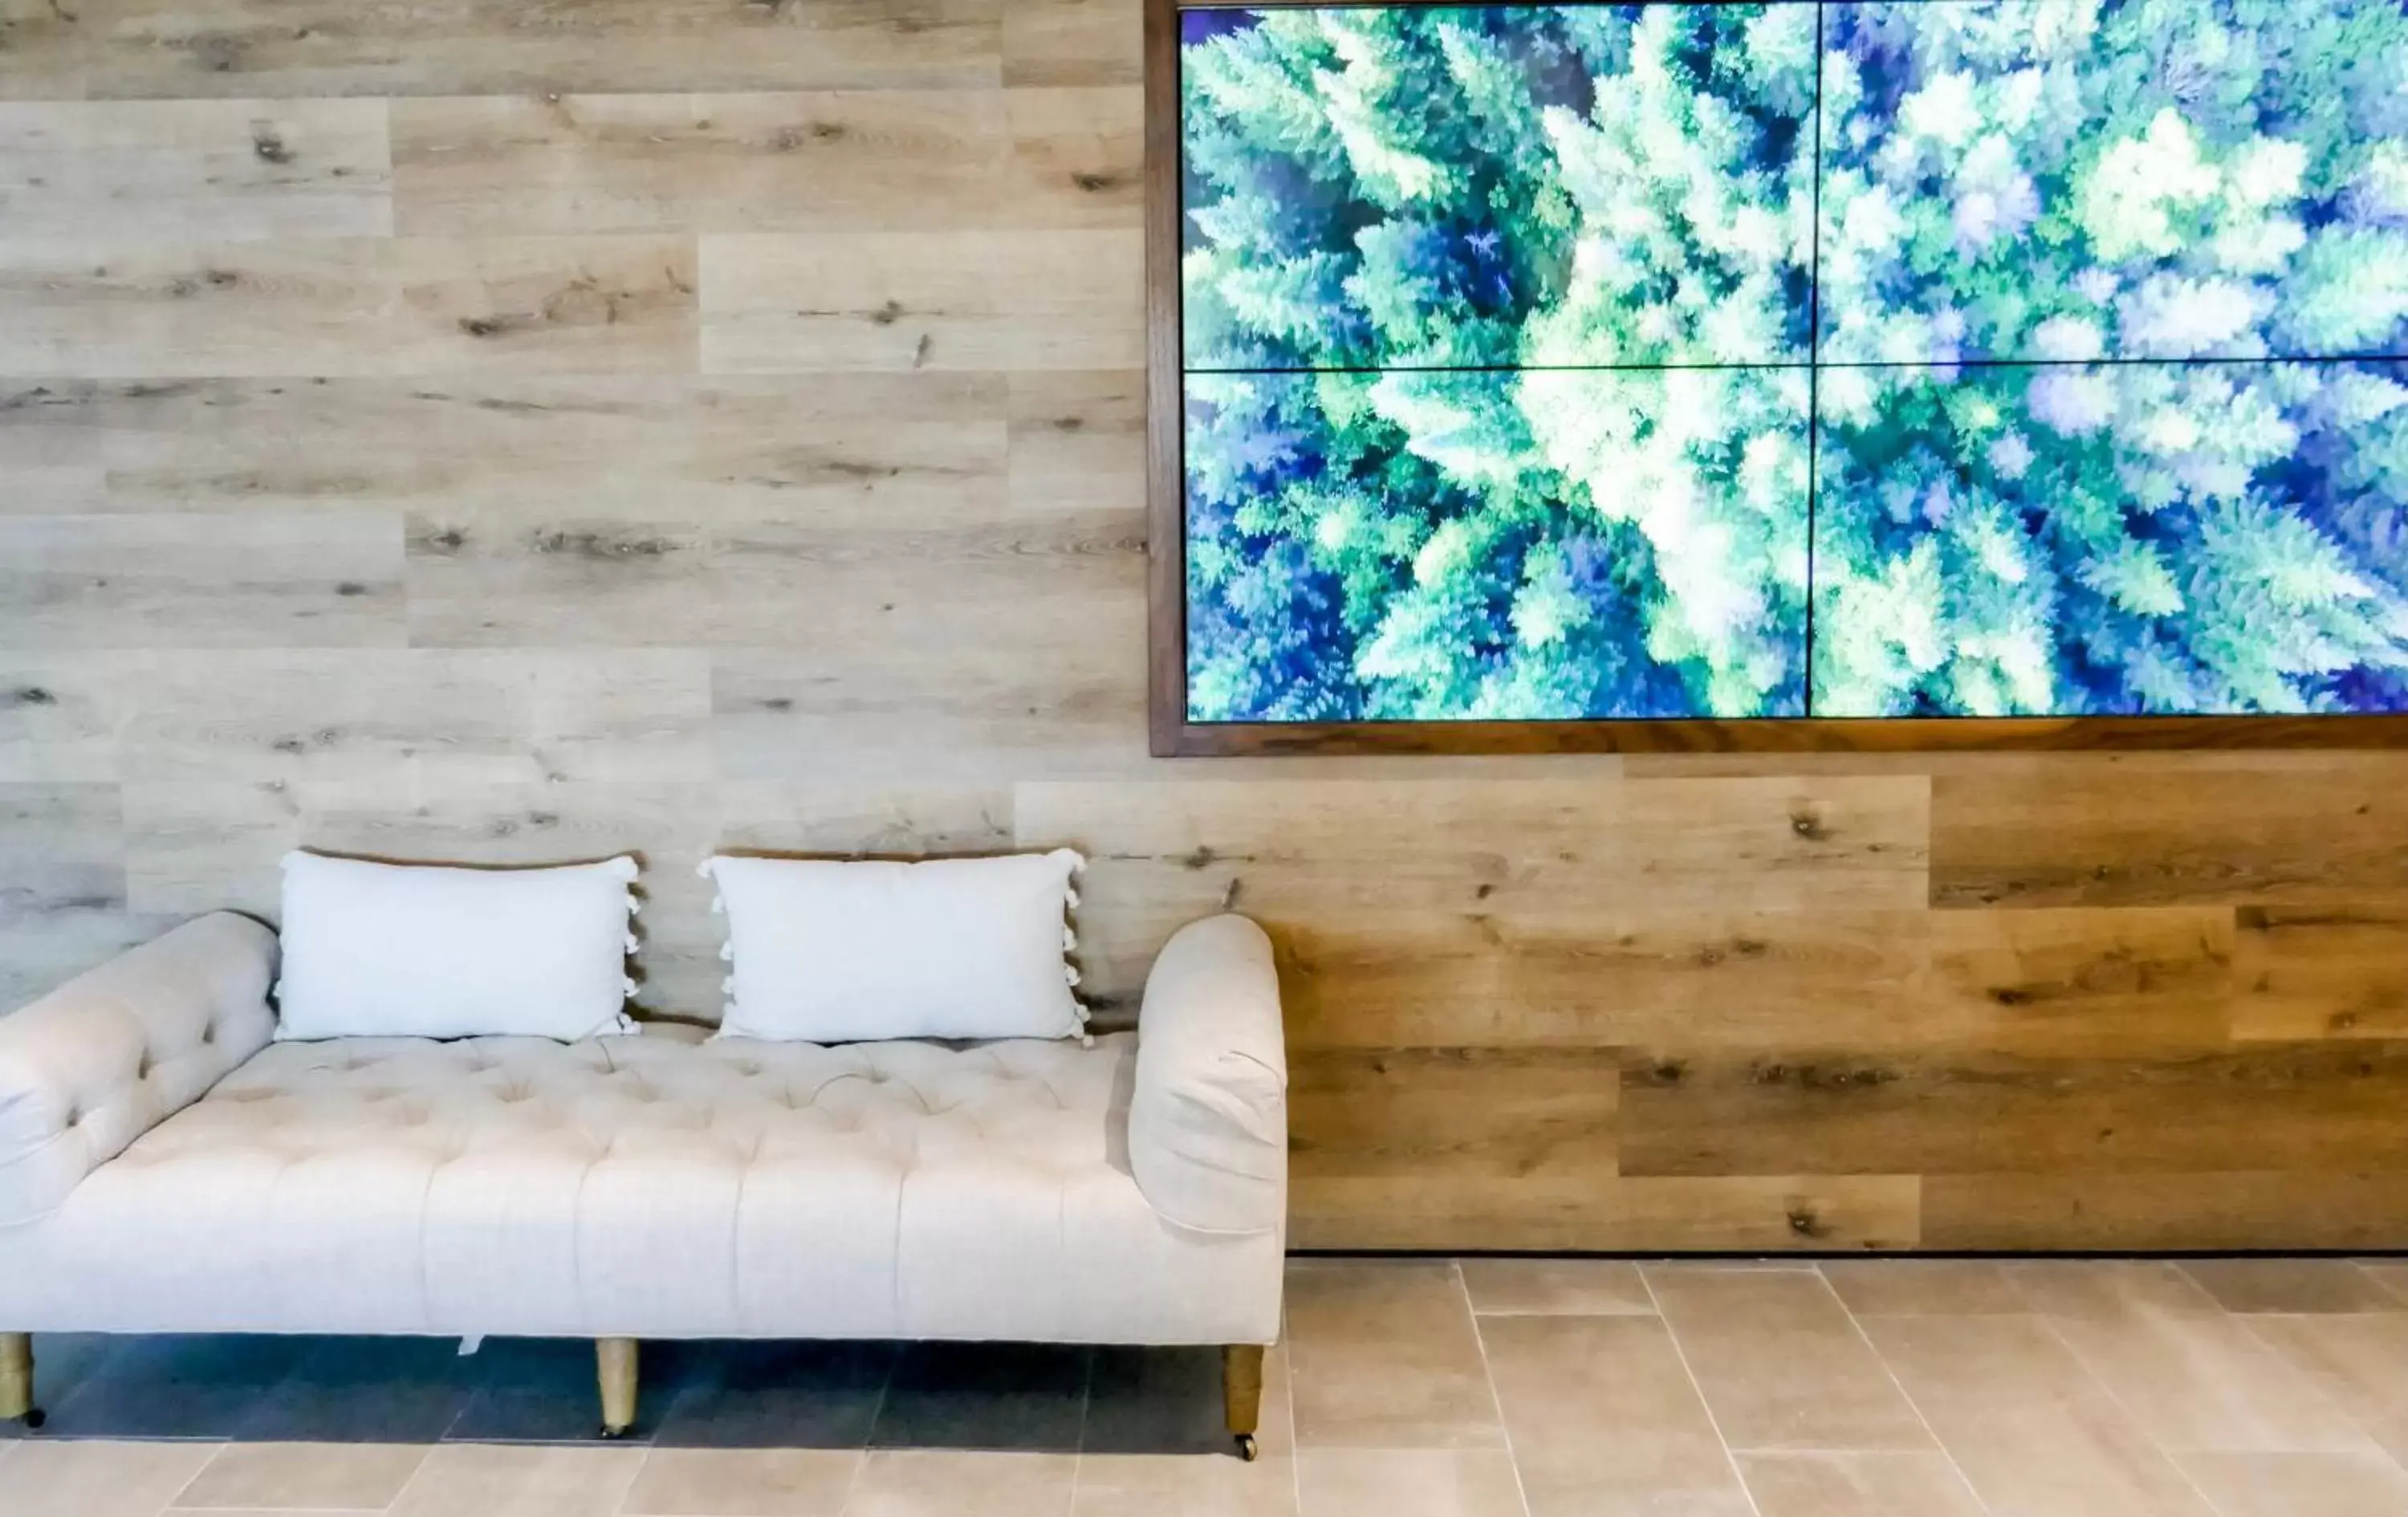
[1128, 915, 1287, 1234]
[0, 913, 278, 1227]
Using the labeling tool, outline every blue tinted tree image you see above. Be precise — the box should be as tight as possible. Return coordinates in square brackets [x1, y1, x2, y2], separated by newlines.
[1178, 0, 2408, 721]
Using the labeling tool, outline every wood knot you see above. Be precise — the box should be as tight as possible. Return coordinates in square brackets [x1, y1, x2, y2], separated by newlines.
[250, 128, 292, 165]
[10, 686, 56, 706]
[1072, 172, 1117, 193]
[1788, 810, 1828, 841]
[868, 299, 904, 327]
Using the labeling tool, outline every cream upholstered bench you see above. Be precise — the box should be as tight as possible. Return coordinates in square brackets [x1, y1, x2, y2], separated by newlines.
[0, 912, 1287, 1454]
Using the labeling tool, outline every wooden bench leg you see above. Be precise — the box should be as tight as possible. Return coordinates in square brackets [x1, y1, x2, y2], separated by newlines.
[0, 1332, 38, 1427]
[596, 1338, 637, 1439]
[1222, 1344, 1263, 1460]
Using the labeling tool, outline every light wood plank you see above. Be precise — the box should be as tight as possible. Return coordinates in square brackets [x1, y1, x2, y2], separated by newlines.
[109, 648, 712, 785]
[1003, 0, 1140, 87]
[407, 509, 1137, 648]
[391, 88, 1136, 235]
[0, 374, 1008, 521]
[699, 230, 1141, 372]
[66, 0, 1005, 100]
[0, 98, 389, 243]
[0, 235, 698, 376]
[0, 0, 82, 101]
[1006, 369, 1144, 516]
[0, 512, 403, 646]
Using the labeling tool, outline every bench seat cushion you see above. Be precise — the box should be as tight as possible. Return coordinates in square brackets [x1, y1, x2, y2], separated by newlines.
[0, 1027, 1282, 1345]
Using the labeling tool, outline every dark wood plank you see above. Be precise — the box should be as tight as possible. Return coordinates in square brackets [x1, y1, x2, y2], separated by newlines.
[1621, 1043, 2408, 1177]
[1930, 757, 2408, 909]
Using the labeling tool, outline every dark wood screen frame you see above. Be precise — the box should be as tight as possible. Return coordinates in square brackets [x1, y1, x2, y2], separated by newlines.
[1143, 0, 2408, 758]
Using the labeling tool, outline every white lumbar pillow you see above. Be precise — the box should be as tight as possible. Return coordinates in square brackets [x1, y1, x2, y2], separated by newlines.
[274, 851, 641, 1041]
[702, 849, 1087, 1043]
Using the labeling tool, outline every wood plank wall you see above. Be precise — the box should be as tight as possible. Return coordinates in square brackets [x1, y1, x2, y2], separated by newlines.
[5, 0, 2406, 1252]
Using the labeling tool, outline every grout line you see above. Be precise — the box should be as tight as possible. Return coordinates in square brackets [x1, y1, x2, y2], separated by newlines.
[2232, 1312, 2404, 1472]
[1063, 1347, 1093, 1517]
[1811, 1263, 1995, 1515]
[1455, 1259, 1535, 1517]
[2031, 1308, 2231, 1517]
[1283, 1294, 1304, 1517]
[839, 1343, 901, 1511]
[1637, 1263, 1765, 1517]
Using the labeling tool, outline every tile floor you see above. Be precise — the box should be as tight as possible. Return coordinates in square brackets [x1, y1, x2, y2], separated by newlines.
[6, 1256, 2408, 1516]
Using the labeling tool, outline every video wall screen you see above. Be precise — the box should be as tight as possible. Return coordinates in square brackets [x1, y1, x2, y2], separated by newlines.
[1171, 0, 2408, 730]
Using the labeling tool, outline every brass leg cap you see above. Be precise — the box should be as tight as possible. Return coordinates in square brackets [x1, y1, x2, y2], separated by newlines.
[1235, 1434, 1258, 1462]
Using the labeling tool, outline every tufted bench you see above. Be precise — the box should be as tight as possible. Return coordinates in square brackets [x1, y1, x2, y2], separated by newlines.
[0, 911, 1287, 1452]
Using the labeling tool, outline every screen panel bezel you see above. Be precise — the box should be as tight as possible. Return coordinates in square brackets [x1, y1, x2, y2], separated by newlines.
[1145, 0, 2408, 756]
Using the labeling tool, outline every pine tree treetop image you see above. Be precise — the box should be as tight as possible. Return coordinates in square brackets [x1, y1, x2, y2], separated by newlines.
[1177, 0, 2408, 722]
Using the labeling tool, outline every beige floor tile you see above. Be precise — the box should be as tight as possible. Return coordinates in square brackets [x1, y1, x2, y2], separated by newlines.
[1479, 1313, 1751, 1517]
[1072, 1450, 1300, 1517]
[2040, 1303, 2371, 1453]
[1645, 1264, 1932, 1453]
[1819, 1259, 2025, 1317]
[623, 1448, 862, 1516]
[842, 1451, 1076, 1517]
[1459, 1259, 1653, 1317]
[2356, 1261, 2408, 1307]
[2173, 1451, 2408, 1516]
[1284, 1261, 1503, 1450]
[2247, 1313, 2408, 1466]
[1734, 1451, 1985, 1517]
[2002, 1260, 2223, 1319]
[387, 1442, 646, 1517]
[2181, 1259, 2405, 1314]
[1296, 1449, 1524, 1517]
[6, 1438, 225, 1517]
[1860, 1314, 2215, 1517]
[173, 1439, 430, 1509]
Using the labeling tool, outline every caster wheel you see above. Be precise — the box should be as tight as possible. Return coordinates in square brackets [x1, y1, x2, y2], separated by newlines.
[1235, 1434, 1258, 1462]
[598, 1424, 631, 1441]
[20, 1409, 44, 1431]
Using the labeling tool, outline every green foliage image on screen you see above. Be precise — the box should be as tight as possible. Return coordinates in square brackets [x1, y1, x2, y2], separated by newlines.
[1178, 0, 2408, 722]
